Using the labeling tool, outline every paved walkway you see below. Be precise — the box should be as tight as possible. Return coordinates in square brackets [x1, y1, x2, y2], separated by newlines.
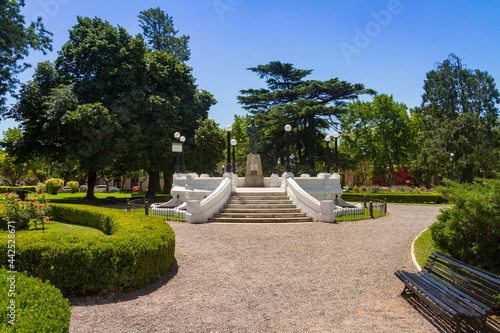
[69, 204, 448, 332]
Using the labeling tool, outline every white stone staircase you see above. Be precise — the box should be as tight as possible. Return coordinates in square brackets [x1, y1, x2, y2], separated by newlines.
[207, 191, 313, 223]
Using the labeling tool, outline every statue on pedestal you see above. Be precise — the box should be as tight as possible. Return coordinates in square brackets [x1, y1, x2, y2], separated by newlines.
[247, 118, 258, 154]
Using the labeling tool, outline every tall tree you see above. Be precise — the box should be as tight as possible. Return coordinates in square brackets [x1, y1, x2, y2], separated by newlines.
[0, 0, 52, 114]
[238, 61, 375, 172]
[138, 7, 190, 62]
[419, 54, 500, 183]
[187, 119, 225, 175]
[340, 94, 416, 187]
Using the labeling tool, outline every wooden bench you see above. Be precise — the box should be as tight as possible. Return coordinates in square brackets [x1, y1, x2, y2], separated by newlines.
[395, 252, 500, 332]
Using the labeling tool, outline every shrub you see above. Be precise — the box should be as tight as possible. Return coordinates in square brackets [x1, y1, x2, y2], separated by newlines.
[0, 186, 36, 193]
[0, 268, 71, 332]
[342, 192, 445, 204]
[0, 204, 176, 296]
[36, 182, 47, 193]
[45, 178, 64, 195]
[66, 181, 79, 194]
[0, 192, 50, 231]
[430, 179, 500, 274]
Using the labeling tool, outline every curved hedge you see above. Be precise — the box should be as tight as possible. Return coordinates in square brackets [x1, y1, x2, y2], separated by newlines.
[342, 192, 446, 204]
[0, 204, 175, 296]
[0, 268, 71, 332]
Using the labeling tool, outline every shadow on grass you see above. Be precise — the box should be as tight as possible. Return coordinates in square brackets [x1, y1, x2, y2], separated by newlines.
[68, 259, 179, 306]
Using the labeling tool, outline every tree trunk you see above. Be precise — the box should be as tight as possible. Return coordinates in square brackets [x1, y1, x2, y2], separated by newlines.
[163, 171, 173, 194]
[85, 171, 97, 200]
[147, 170, 162, 195]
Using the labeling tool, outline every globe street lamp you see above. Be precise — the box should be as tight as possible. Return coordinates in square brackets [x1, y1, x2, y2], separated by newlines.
[180, 136, 186, 173]
[325, 135, 331, 173]
[225, 125, 232, 173]
[333, 132, 340, 173]
[174, 132, 181, 173]
[231, 139, 237, 174]
[450, 152, 454, 181]
[285, 124, 292, 173]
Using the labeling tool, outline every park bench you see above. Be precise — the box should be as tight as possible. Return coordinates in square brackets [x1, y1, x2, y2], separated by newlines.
[395, 252, 500, 332]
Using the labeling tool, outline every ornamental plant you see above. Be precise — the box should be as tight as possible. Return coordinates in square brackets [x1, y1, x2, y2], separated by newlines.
[67, 181, 79, 194]
[0, 192, 50, 231]
[45, 178, 64, 195]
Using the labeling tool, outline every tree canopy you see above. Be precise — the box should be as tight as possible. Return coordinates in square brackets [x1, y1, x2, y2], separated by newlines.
[417, 54, 500, 183]
[238, 61, 375, 173]
[0, 0, 52, 115]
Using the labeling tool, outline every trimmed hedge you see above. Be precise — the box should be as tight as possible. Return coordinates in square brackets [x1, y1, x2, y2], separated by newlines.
[0, 204, 175, 296]
[0, 268, 71, 332]
[0, 186, 36, 193]
[342, 192, 446, 204]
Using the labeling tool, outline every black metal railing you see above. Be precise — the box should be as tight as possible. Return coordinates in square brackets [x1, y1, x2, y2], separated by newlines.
[335, 195, 387, 221]
[127, 196, 185, 221]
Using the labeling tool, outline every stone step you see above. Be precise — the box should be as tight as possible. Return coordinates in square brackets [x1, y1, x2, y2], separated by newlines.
[227, 199, 292, 204]
[223, 204, 297, 209]
[214, 212, 307, 218]
[207, 217, 313, 223]
[232, 192, 286, 197]
[220, 208, 302, 214]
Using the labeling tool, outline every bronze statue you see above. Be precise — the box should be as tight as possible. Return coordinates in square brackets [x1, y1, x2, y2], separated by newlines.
[247, 118, 258, 154]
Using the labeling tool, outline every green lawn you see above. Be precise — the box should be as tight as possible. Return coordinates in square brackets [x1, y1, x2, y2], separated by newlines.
[335, 208, 386, 221]
[413, 228, 438, 268]
[19, 220, 106, 236]
[25, 192, 171, 204]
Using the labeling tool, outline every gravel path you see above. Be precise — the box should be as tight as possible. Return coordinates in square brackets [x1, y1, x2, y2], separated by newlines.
[69, 204, 446, 332]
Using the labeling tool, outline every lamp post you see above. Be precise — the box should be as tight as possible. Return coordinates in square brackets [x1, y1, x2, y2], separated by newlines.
[285, 124, 292, 173]
[231, 139, 237, 174]
[180, 136, 186, 173]
[450, 152, 454, 181]
[225, 125, 232, 173]
[333, 132, 340, 173]
[325, 135, 331, 173]
[174, 132, 181, 173]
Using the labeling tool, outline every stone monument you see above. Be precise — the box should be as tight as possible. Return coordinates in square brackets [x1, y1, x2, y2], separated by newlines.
[245, 118, 265, 187]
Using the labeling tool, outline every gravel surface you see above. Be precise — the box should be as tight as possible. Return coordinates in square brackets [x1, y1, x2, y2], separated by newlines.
[69, 204, 447, 332]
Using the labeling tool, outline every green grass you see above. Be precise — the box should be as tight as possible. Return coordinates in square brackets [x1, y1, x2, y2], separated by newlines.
[21, 220, 106, 236]
[413, 228, 437, 268]
[25, 192, 171, 204]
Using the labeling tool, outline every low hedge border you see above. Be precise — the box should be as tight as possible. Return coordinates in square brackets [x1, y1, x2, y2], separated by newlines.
[0, 268, 71, 332]
[342, 192, 446, 204]
[0, 204, 175, 296]
[0, 186, 36, 193]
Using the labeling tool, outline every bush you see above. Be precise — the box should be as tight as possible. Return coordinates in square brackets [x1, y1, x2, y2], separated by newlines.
[36, 182, 47, 193]
[430, 179, 500, 274]
[0, 268, 71, 332]
[0, 186, 36, 193]
[0, 192, 50, 231]
[0, 204, 176, 296]
[342, 192, 446, 204]
[45, 178, 64, 195]
[66, 181, 79, 194]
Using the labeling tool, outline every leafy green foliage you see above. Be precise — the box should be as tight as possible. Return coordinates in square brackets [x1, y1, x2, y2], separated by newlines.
[0, 149, 29, 186]
[0, 0, 52, 114]
[188, 119, 225, 175]
[430, 179, 500, 274]
[0, 268, 71, 332]
[238, 61, 375, 171]
[342, 192, 445, 204]
[66, 181, 79, 194]
[0, 192, 50, 230]
[45, 178, 63, 195]
[138, 7, 190, 61]
[417, 54, 500, 183]
[0, 204, 176, 295]
[341, 94, 416, 186]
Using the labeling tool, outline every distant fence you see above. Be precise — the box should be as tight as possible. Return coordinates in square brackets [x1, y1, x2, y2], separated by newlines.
[127, 196, 185, 222]
[335, 195, 387, 221]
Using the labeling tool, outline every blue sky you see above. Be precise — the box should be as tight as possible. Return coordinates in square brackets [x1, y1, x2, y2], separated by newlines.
[2, 0, 500, 134]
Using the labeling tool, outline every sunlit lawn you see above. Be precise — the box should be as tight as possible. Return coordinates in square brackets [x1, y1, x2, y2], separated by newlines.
[19, 220, 106, 236]
[25, 192, 171, 204]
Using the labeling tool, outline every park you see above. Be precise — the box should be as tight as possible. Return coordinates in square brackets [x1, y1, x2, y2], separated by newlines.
[1, 2, 500, 332]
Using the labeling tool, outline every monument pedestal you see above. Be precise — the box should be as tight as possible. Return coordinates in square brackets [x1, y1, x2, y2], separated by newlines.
[244, 154, 265, 187]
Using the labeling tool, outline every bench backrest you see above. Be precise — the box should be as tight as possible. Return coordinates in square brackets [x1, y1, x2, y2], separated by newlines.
[424, 252, 500, 311]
